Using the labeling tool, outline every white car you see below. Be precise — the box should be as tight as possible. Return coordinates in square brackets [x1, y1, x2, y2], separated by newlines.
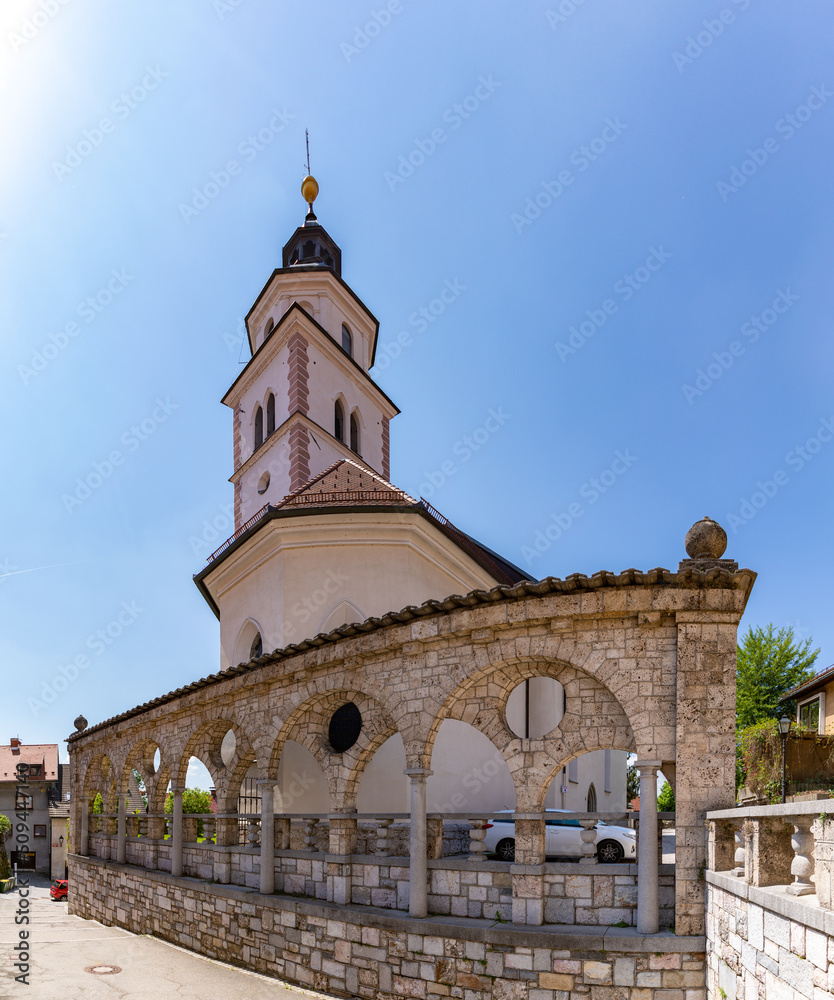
[482, 809, 637, 863]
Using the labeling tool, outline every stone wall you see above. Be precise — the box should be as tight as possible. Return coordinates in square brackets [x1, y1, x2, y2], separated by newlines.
[706, 871, 834, 1000]
[70, 854, 705, 1000]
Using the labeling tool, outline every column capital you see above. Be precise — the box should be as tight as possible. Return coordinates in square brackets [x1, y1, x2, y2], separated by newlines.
[404, 768, 433, 779]
[171, 787, 186, 796]
[635, 760, 662, 775]
[255, 779, 279, 787]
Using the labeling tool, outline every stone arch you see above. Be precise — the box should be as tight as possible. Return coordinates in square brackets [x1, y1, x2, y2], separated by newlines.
[122, 737, 169, 814]
[425, 656, 636, 811]
[178, 715, 257, 813]
[269, 687, 399, 812]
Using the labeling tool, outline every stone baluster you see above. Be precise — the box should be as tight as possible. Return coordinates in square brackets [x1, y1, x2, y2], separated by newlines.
[247, 817, 261, 848]
[467, 818, 489, 862]
[734, 826, 746, 878]
[427, 817, 444, 859]
[202, 816, 216, 845]
[302, 817, 318, 851]
[579, 819, 598, 865]
[787, 815, 815, 896]
[375, 818, 393, 857]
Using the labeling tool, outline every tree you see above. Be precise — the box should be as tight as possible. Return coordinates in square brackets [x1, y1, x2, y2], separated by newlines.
[0, 813, 11, 880]
[165, 788, 213, 839]
[626, 761, 639, 803]
[657, 781, 675, 812]
[736, 624, 819, 729]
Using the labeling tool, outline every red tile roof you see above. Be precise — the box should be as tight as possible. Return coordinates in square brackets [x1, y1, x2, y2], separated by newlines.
[274, 458, 415, 508]
[0, 743, 59, 781]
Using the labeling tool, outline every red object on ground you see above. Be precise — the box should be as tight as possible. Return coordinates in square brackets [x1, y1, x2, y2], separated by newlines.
[50, 879, 67, 900]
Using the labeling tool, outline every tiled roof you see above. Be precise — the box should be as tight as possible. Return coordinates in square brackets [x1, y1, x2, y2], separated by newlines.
[0, 743, 59, 781]
[274, 459, 415, 508]
[780, 663, 834, 702]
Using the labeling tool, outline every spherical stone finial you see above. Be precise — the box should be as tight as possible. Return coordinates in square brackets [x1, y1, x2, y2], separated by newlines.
[301, 174, 319, 208]
[74, 714, 88, 732]
[685, 516, 728, 559]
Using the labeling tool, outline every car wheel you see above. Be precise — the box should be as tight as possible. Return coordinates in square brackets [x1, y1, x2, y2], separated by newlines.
[495, 838, 515, 862]
[596, 839, 624, 863]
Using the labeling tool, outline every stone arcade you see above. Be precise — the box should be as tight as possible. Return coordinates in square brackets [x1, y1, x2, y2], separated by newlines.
[68, 178, 755, 999]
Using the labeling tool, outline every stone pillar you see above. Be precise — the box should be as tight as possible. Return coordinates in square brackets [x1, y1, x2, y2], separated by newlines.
[674, 611, 741, 935]
[258, 780, 278, 895]
[171, 788, 184, 878]
[80, 797, 90, 857]
[747, 817, 793, 887]
[636, 761, 660, 934]
[707, 819, 736, 873]
[514, 814, 546, 865]
[116, 795, 127, 864]
[406, 768, 432, 918]
[328, 812, 357, 905]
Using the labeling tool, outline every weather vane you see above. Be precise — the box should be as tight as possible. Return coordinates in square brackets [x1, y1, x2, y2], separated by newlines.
[301, 129, 319, 216]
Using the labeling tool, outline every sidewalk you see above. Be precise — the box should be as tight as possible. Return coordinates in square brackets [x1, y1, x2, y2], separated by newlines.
[0, 873, 323, 999]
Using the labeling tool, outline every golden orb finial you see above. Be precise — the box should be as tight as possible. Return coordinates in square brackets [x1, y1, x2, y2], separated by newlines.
[301, 174, 319, 209]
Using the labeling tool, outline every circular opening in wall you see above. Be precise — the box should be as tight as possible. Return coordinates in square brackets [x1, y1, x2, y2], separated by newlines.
[506, 677, 564, 739]
[328, 702, 362, 753]
[257, 471, 270, 495]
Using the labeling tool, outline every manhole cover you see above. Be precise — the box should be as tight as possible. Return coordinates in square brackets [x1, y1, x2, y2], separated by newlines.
[84, 965, 122, 975]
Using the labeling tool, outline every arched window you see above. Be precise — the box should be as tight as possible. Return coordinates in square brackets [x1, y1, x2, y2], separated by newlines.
[249, 633, 263, 659]
[254, 406, 263, 449]
[266, 393, 275, 436]
[587, 783, 597, 812]
[350, 413, 360, 454]
[263, 317, 274, 342]
[341, 324, 352, 356]
[334, 400, 345, 442]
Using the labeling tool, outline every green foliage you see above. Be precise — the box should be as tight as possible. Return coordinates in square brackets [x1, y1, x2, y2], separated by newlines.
[737, 719, 786, 803]
[91, 793, 103, 814]
[657, 781, 675, 812]
[0, 814, 10, 880]
[626, 762, 640, 803]
[736, 624, 819, 729]
[164, 788, 213, 839]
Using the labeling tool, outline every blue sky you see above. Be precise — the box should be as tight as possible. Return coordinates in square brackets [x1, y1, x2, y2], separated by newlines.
[1, 0, 833, 770]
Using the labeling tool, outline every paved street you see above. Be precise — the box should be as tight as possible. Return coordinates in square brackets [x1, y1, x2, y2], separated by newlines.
[0, 874, 321, 1000]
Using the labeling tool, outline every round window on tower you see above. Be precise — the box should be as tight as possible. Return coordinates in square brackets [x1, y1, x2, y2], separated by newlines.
[328, 702, 362, 753]
[257, 471, 270, 495]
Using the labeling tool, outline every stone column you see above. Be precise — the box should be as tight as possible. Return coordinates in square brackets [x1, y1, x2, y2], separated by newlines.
[80, 797, 90, 856]
[258, 780, 278, 895]
[116, 795, 127, 864]
[171, 788, 184, 878]
[636, 761, 660, 934]
[406, 768, 432, 918]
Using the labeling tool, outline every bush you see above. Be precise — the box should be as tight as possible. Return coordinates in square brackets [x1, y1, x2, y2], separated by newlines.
[738, 719, 785, 803]
[0, 814, 11, 880]
[657, 781, 675, 812]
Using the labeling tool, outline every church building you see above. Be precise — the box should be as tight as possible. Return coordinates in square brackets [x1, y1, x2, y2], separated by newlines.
[192, 174, 627, 818]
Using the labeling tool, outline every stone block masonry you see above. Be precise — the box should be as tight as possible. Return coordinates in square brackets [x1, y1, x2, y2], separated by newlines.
[70, 855, 705, 1000]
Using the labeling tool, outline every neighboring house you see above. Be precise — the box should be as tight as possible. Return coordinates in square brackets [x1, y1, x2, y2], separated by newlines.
[195, 179, 627, 818]
[780, 664, 834, 734]
[0, 739, 60, 873]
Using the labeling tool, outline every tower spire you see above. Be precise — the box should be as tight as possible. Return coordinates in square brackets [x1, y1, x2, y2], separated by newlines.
[301, 129, 319, 225]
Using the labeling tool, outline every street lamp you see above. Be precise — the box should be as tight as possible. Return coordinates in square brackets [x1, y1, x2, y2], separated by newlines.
[779, 715, 792, 804]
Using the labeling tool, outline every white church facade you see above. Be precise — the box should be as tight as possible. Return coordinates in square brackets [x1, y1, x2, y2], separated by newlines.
[192, 175, 627, 821]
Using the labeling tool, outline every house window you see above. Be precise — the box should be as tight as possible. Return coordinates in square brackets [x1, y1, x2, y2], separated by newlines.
[266, 393, 275, 436]
[34, 825, 46, 838]
[350, 414, 360, 454]
[254, 406, 263, 449]
[334, 400, 345, 442]
[16, 794, 33, 810]
[586, 784, 597, 812]
[799, 697, 821, 733]
[341, 324, 352, 356]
